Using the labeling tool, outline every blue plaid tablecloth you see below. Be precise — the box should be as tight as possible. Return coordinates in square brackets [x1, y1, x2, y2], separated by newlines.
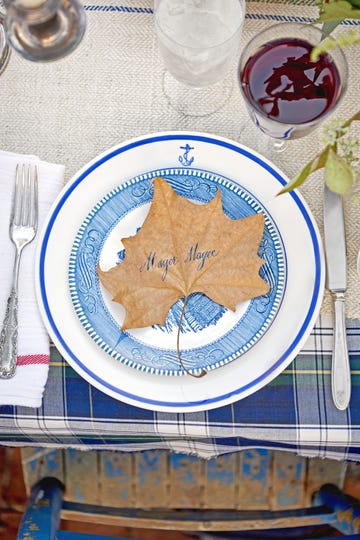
[0, 315, 359, 461]
[0, 1, 359, 461]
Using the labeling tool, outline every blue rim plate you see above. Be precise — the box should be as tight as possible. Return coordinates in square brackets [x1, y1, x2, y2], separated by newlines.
[68, 169, 286, 376]
[36, 132, 325, 412]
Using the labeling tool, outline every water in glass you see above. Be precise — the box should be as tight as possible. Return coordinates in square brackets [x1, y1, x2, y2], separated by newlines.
[155, 0, 245, 87]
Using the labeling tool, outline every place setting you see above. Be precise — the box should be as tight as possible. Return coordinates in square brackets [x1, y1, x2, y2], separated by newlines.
[31, 129, 325, 412]
[0, 0, 357, 421]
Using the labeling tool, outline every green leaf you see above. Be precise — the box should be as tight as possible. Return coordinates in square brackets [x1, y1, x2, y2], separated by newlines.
[311, 30, 360, 60]
[278, 146, 330, 195]
[321, 20, 342, 37]
[317, 0, 360, 21]
[344, 110, 360, 127]
[348, 0, 360, 8]
[324, 147, 354, 193]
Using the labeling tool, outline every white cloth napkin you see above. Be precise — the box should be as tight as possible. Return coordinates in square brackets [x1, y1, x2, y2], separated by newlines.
[0, 151, 64, 408]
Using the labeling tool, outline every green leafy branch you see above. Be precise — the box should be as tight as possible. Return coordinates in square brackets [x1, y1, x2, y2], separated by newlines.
[316, 0, 360, 21]
[278, 0, 360, 195]
[311, 28, 360, 59]
[315, 0, 360, 35]
[279, 111, 360, 195]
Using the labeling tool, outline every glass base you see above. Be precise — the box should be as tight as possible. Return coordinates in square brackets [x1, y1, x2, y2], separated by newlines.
[0, 13, 11, 75]
[238, 118, 299, 178]
[162, 70, 234, 117]
[5, 0, 86, 62]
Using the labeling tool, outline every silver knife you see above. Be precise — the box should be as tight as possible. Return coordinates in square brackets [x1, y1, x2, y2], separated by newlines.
[323, 184, 351, 410]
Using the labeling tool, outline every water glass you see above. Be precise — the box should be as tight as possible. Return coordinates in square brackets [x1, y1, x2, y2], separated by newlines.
[154, 0, 246, 116]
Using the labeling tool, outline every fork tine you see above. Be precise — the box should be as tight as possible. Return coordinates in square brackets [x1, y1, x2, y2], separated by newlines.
[11, 165, 20, 227]
[31, 166, 38, 229]
[11, 165, 38, 229]
[20, 164, 27, 226]
[22, 165, 31, 227]
[9, 166, 16, 225]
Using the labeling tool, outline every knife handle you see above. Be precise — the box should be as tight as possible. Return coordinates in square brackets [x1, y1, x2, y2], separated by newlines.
[332, 292, 351, 410]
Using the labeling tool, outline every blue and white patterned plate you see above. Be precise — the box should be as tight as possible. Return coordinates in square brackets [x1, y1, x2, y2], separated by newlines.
[36, 132, 325, 413]
[68, 169, 286, 376]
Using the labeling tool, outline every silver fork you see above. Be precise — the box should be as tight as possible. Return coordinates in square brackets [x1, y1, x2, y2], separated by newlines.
[0, 165, 38, 379]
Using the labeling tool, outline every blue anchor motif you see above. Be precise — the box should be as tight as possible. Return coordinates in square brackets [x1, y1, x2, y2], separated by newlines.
[178, 144, 194, 167]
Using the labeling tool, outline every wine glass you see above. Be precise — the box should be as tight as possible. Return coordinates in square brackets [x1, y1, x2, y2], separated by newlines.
[154, 0, 246, 117]
[0, 11, 11, 74]
[2, 0, 86, 62]
[238, 22, 348, 161]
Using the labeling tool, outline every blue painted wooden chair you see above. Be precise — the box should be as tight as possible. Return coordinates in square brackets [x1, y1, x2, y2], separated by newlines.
[17, 475, 360, 540]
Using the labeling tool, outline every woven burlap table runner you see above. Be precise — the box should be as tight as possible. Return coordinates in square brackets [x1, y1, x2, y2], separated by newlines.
[0, 0, 358, 317]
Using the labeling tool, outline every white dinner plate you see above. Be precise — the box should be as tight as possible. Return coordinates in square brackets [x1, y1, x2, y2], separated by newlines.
[36, 131, 325, 412]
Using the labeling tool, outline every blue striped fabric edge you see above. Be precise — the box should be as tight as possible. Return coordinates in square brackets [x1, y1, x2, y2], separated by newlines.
[83, 3, 360, 25]
[84, 4, 153, 12]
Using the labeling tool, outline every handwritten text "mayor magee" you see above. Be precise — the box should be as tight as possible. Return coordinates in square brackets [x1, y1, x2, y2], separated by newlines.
[139, 243, 218, 281]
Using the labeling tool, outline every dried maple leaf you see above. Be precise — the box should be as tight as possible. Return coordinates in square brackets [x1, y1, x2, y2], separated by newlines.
[98, 177, 269, 333]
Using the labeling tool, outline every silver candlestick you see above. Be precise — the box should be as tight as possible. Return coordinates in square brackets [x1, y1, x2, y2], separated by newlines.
[3, 0, 86, 62]
[0, 11, 11, 74]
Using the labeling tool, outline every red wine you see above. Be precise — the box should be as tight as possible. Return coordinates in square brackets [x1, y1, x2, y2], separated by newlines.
[240, 37, 341, 125]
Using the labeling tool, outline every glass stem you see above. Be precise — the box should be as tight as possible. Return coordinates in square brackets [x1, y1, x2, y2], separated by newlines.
[271, 138, 287, 153]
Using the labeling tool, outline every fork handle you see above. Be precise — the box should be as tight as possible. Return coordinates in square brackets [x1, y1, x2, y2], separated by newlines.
[0, 286, 18, 379]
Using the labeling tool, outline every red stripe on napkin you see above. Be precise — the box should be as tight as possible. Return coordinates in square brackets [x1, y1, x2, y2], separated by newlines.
[17, 355, 50, 366]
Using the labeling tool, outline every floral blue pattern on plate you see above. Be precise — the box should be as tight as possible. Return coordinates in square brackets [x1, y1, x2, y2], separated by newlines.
[68, 168, 286, 376]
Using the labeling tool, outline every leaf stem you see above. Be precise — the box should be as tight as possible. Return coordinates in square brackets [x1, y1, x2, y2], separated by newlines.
[177, 295, 207, 378]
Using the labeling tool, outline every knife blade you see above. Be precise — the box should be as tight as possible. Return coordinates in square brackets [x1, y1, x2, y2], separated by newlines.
[323, 184, 350, 410]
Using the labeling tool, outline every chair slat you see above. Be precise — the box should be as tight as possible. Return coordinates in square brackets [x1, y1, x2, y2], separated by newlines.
[271, 451, 307, 509]
[21, 447, 64, 494]
[57, 533, 136, 540]
[134, 450, 168, 507]
[99, 451, 134, 507]
[203, 454, 238, 509]
[168, 453, 204, 508]
[237, 449, 272, 509]
[60, 499, 337, 531]
[64, 449, 99, 504]
[306, 458, 346, 505]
